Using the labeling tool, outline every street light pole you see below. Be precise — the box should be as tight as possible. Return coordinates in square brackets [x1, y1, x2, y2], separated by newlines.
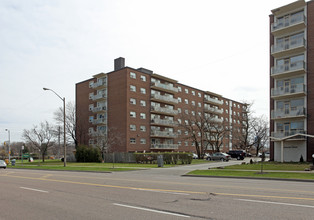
[43, 87, 67, 167]
[5, 129, 10, 163]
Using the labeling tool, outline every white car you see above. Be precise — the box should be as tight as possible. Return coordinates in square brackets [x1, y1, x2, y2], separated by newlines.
[192, 153, 198, 159]
[0, 160, 7, 169]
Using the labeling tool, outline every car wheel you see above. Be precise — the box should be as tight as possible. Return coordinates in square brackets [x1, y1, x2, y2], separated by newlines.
[221, 158, 224, 162]
[237, 156, 240, 160]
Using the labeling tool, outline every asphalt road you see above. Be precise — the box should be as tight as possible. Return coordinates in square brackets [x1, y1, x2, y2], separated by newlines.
[1, 160, 314, 220]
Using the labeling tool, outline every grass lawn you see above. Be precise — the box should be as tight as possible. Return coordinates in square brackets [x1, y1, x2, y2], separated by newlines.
[188, 169, 314, 180]
[6, 158, 203, 172]
[225, 161, 311, 171]
[187, 162, 314, 180]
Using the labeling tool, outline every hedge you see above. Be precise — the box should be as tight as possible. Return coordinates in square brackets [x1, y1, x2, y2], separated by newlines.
[134, 152, 192, 165]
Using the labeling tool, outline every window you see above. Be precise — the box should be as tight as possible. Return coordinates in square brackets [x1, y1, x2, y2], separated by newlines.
[185, 88, 189, 94]
[89, 81, 93, 88]
[130, 85, 136, 92]
[192, 91, 195, 96]
[89, 104, 93, 111]
[130, 138, 136, 144]
[185, 99, 189, 104]
[185, 109, 189, 114]
[178, 97, 182, 103]
[140, 88, 146, 94]
[177, 108, 181, 113]
[89, 93, 93, 100]
[177, 119, 182, 124]
[178, 141, 181, 146]
[185, 120, 189, 125]
[130, 111, 136, 118]
[140, 138, 146, 144]
[140, 113, 146, 119]
[185, 141, 188, 146]
[177, 130, 181, 135]
[198, 92, 201, 97]
[130, 72, 136, 79]
[185, 131, 188, 135]
[140, 125, 146, 132]
[89, 116, 94, 122]
[140, 100, 146, 106]
[192, 111, 195, 116]
[178, 86, 182, 92]
[130, 124, 136, 131]
[198, 102, 202, 107]
[192, 101, 195, 106]
[130, 98, 136, 105]
[140, 75, 146, 81]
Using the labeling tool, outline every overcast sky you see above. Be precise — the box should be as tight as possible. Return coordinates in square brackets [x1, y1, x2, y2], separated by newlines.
[0, 0, 296, 142]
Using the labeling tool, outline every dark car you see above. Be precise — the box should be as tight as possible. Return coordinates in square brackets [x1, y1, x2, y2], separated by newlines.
[227, 150, 245, 160]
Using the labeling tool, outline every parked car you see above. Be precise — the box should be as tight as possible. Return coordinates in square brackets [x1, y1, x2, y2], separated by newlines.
[192, 153, 198, 159]
[227, 150, 245, 160]
[206, 152, 230, 162]
[0, 160, 7, 169]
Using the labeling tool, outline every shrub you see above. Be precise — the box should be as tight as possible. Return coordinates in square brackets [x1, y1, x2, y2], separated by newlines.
[134, 152, 192, 165]
[75, 145, 101, 162]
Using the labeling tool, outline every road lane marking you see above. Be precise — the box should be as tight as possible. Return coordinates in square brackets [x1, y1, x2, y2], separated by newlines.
[20, 187, 49, 193]
[236, 199, 314, 209]
[113, 203, 190, 218]
[131, 188, 190, 195]
[3, 174, 314, 202]
[4, 171, 314, 196]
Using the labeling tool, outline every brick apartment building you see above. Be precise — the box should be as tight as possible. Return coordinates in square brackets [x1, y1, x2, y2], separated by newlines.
[76, 57, 247, 154]
[270, 0, 314, 162]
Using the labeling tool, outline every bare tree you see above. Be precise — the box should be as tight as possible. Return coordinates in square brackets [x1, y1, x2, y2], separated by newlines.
[90, 127, 124, 162]
[54, 101, 84, 148]
[22, 121, 55, 162]
[251, 115, 269, 156]
[177, 106, 228, 158]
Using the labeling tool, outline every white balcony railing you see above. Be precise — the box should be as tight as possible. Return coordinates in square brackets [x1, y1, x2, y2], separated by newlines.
[92, 118, 107, 125]
[271, 37, 305, 54]
[204, 96, 223, 105]
[151, 118, 175, 126]
[91, 79, 107, 89]
[271, 14, 305, 32]
[150, 130, 177, 138]
[92, 106, 107, 113]
[150, 144, 179, 150]
[271, 83, 305, 97]
[91, 93, 107, 101]
[151, 94, 178, 103]
[271, 130, 306, 139]
[151, 106, 178, 115]
[271, 61, 305, 76]
[152, 82, 178, 93]
[204, 106, 223, 114]
[271, 107, 306, 119]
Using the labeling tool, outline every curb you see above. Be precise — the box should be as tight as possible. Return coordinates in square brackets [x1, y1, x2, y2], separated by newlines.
[181, 174, 314, 182]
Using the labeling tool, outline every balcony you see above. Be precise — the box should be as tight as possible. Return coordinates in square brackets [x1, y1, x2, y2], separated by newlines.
[271, 61, 305, 79]
[92, 118, 107, 125]
[271, 84, 306, 99]
[204, 106, 223, 114]
[151, 82, 178, 93]
[150, 144, 179, 150]
[271, 15, 306, 36]
[271, 38, 305, 58]
[204, 97, 223, 105]
[91, 93, 107, 101]
[150, 130, 177, 138]
[271, 129, 306, 140]
[91, 79, 107, 89]
[271, 107, 306, 120]
[92, 105, 107, 113]
[151, 118, 175, 126]
[151, 93, 178, 104]
[151, 106, 178, 115]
